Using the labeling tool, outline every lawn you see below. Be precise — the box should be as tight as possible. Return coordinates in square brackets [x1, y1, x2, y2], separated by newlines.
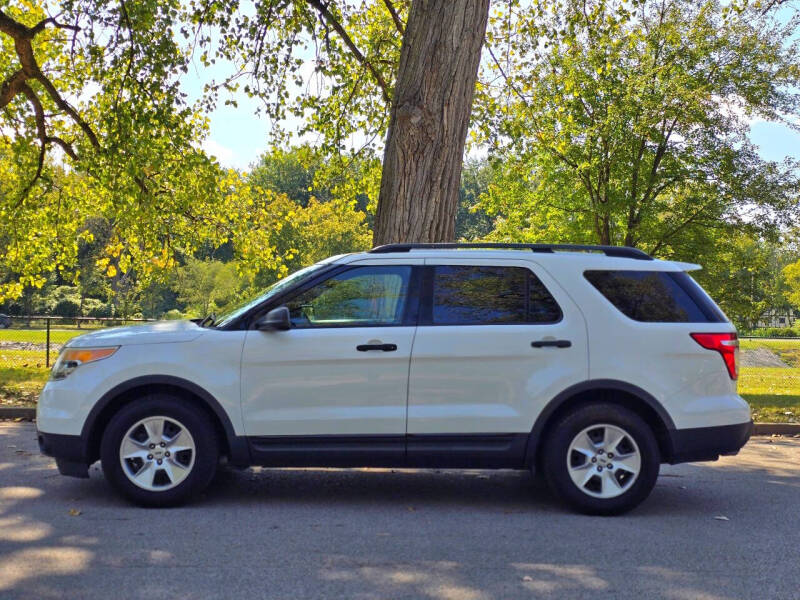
[1, 334, 799, 423]
[0, 366, 49, 407]
[739, 338, 800, 423]
[0, 328, 90, 345]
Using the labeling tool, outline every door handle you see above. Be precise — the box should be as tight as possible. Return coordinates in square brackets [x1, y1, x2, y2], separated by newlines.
[356, 343, 397, 352]
[531, 339, 572, 348]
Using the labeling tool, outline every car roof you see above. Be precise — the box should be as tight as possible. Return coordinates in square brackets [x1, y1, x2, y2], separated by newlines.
[334, 244, 700, 272]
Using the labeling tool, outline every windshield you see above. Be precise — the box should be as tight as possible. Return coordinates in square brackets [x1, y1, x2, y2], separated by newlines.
[214, 262, 331, 328]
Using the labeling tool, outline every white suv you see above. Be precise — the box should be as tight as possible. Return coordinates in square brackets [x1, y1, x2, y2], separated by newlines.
[37, 243, 752, 514]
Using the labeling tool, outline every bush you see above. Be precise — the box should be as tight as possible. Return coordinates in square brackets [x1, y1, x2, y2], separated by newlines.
[82, 298, 112, 318]
[164, 309, 184, 320]
[743, 327, 800, 338]
[52, 297, 81, 318]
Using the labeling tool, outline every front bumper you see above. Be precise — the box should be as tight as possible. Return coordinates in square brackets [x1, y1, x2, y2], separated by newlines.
[37, 430, 89, 478]
[666, 420, 753, 464]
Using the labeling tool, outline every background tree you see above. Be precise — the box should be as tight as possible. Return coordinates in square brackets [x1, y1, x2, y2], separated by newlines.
[174, 258, 240, 318]
[476, 0, 800, 258]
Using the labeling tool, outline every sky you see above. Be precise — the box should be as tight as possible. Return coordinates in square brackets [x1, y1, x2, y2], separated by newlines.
[182, 11, 800, 173]
[187, 58, 800, 173]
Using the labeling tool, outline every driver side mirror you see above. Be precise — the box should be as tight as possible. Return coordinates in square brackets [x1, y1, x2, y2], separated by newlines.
[255, 306, 291, 331]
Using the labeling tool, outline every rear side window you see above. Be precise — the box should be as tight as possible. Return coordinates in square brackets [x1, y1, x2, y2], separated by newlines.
[584, 270, 727, 323]
[431, 265, 562, 325]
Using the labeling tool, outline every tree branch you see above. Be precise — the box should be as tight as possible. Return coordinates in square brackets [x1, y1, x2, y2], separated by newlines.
[30, 16, 81, 36]
[18, 83, 48, 200]
[305, 0, 391, 104]
[381, 0, 404, 35]
[0, 69, 28, 109]
[0, 8, 100, 150]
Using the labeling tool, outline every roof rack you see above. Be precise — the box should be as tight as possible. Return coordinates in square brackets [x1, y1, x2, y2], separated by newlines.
[368, 242, 653, 261]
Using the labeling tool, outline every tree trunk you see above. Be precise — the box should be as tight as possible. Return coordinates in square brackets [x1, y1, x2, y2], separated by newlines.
[373, 0, 489, 246]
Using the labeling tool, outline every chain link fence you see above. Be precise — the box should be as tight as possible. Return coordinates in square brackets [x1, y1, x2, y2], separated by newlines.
[0, 316, 154, 370]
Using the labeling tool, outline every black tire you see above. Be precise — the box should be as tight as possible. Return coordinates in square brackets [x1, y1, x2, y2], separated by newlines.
[542, 403, 660, 515]
[100, 394, 219, 507]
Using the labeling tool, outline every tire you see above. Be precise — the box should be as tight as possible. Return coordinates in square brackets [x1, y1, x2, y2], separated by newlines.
[541, 403, 660, 515]
[100, 394, 219, 507]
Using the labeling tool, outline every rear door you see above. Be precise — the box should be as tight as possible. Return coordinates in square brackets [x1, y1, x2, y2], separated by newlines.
[407, 258, 588, 441]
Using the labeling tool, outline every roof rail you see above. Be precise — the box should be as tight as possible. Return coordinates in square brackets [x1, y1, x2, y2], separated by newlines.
[368, 242, 653, 261]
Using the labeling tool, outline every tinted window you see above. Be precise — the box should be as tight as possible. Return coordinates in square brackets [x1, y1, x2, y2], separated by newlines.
[286, 266, 411, 328]
[431, 266, 561, 325]
[584, 270, 726, 323]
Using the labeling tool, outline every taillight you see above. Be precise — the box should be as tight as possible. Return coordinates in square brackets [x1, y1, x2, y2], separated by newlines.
[690, 332, 739, 380]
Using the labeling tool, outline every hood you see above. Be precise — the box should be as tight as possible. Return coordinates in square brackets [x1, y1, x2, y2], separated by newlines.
[66, 320, 205, 348]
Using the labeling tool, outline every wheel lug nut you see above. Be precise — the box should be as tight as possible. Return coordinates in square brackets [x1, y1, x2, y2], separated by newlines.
[149, 444, 155, 449]
[160, 442, 166, 447]
[607, 464, 613, 469]
[591, 457, 597, 463]
[607, 453, 614, 459]
[157, 459, 163, 465]
[147, 454, 153, 460]
[165, 452, 170, 457]
[596, 466, 603, 472]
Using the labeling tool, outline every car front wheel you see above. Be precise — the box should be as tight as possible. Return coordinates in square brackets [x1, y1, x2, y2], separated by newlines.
[542, 403, 660, 515]
[100, 395, 219, 507]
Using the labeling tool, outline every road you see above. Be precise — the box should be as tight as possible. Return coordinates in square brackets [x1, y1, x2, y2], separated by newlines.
[0, 422, 798, 600]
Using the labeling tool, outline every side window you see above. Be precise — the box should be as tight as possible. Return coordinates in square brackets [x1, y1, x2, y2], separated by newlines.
[431, 265, 562, 325]
[286, 266, 412, 328]
[584, 270, 726, 323]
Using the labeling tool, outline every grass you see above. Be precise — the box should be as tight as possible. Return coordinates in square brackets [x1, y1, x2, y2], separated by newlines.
[0, 328, 87, 345]
[1, 333, 799, 423]
[739, 367, 800, 423]
[738, 339, 800, 422]
[0, 366, 49, 407]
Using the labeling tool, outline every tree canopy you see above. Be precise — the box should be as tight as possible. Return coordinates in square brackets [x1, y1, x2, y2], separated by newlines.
[2, 0, 800, 329]
[475, 0, 800, 257]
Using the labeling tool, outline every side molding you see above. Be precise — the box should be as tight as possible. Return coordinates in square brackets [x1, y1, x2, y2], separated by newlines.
[81, 375, 250, 465]
[525, 379, 675, 467]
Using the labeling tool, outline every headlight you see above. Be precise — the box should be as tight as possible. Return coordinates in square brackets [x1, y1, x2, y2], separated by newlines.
[50, 346, 119, 380]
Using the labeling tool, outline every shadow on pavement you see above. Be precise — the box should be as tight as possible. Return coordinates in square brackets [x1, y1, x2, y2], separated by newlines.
[1, 422, 799, 599]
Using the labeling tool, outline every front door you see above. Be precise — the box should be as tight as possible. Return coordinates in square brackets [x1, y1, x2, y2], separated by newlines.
[241, 264, 418, 439]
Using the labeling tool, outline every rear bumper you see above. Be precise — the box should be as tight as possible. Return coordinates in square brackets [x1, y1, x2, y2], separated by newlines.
[37, 430, 89, 478]
[666, 420, 753, 464]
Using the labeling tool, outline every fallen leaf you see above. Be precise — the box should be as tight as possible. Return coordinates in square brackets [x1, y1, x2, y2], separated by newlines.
[68, 509, 82, 517]
[522, 576, 533, 582]
[714, 515, 729, 521]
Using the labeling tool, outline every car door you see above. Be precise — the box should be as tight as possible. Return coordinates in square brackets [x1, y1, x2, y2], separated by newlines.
[241, 262, 420, 442]
[407, 258, 589, 442]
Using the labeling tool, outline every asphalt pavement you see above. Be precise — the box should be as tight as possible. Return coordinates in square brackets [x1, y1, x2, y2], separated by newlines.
[1, 421, 798, 600]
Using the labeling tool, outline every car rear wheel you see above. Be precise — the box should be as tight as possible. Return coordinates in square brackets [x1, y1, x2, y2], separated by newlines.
[100, 395, 219, 507]
[542, 403, 660, 515]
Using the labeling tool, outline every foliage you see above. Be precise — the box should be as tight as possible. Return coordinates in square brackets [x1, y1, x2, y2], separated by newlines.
[248, 145, 331, 208]
[783, 260, 800, 309]
[174, 258, 240, 318]
[476, 0, 800, 256]
[691, 233, 794, 329]
[744, 327, 800, 338]
[455, 159, 495, 241]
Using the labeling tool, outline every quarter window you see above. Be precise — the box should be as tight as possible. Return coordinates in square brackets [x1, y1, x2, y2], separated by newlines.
[431, 265, 562, 325]
[286, 266, 411, 328]
[584, 270, 727, 323]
